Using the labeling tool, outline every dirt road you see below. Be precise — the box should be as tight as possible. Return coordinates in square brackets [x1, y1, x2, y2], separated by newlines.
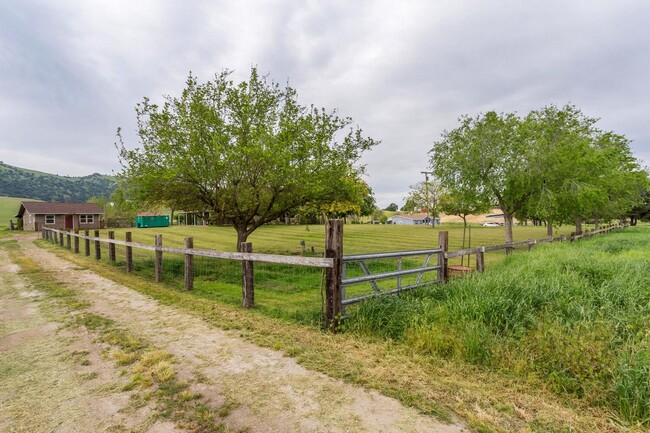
[0, 235, 465, 433]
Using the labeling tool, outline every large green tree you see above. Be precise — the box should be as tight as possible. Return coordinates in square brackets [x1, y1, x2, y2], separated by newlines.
[431, 106, 647, 242]
[520, 104, 597, 237]
[118, 68, 377, 248]
[431, 111, 535, 243]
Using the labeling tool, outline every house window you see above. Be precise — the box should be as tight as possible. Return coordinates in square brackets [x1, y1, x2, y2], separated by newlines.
[45, 215, 55, 224]
[80, 215, 94, 224]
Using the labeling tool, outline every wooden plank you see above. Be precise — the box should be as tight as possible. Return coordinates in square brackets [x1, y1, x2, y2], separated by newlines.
[108, 231, 116, 263]
[154, 234, 162, 283]
[325, 220, 343, 332]
[476, 246, 485, 272]
[184, 237, 193, 290]
[94, 230, 101, 260]
[125, 232, 133, 273]
[46, 228, 333, 268]
[241, 242, 254, 308]
[438, 231, 448, 283]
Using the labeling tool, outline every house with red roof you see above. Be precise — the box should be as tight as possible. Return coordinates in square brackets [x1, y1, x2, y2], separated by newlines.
[16, 201, 104, 231]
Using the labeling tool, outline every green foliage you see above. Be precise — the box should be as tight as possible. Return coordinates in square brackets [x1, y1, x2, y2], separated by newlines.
[118, 67, 377, 247]
[430, 105, 648, 241]
[347, 226, 650, 424]
[0, 196, 34, 228]
[0, 162, 115, 202]
[431, 111, 531, 243]
[404, 179, 444, 220]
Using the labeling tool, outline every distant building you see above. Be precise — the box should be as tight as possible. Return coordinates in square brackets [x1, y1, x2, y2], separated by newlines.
[388, 213, 439, 225]
[16, 201, 104, 231]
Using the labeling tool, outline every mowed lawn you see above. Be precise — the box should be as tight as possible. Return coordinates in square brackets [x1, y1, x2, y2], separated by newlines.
[97, 221, 579, 256]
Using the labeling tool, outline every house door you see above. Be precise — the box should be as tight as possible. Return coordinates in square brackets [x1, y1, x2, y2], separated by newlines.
[65, 215, 73, 229]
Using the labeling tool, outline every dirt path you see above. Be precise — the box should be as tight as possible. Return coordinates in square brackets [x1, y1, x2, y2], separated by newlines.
[0, 241, 181, 433]
[2, 235, 466, 433]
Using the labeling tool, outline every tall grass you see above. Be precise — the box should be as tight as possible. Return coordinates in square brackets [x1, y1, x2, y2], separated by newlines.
[346, 226, 650, 424]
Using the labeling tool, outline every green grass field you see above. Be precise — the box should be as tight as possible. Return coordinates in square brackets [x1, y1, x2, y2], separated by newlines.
[0, 196, 32, 229]
[348, 225, 650, 425]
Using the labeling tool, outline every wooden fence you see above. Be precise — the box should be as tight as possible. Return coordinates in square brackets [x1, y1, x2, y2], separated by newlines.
[42, 221, 624, 332]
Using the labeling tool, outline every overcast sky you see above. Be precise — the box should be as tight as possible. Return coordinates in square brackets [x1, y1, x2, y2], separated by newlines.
[1, 0, 649, 207]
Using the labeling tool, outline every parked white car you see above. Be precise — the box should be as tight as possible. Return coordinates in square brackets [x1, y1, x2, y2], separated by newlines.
[482, 222, 502, 227]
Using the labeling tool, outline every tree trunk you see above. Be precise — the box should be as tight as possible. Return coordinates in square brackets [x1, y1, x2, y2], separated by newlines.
[575, 216, 583, 235]
[504, 212, 514, 244]
[546, 221, 553, 238]
[594, 217, 600, 230]
[236, 227, 250, 251]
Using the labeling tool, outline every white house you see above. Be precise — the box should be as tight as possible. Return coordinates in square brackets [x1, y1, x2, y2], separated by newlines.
[388, 213, 438, 225]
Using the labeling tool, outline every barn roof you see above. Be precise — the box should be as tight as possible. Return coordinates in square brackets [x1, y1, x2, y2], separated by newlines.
[16, 201, 104, 218]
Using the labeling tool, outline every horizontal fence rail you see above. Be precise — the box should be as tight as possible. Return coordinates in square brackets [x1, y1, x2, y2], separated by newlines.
[43, 228, 333, 268]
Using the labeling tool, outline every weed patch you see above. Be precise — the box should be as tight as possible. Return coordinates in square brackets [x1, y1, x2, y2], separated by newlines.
[347, 226, 650, 425]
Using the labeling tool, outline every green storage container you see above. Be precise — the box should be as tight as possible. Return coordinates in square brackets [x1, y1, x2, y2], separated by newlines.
[135, 215, 170, 228]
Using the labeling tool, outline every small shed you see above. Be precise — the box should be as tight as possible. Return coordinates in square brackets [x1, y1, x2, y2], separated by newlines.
[135, 213, 170, 228]
[16, 202, 104, 231]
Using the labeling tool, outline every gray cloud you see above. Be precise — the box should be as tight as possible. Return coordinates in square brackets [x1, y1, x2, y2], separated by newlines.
[1, 0, 648, 206]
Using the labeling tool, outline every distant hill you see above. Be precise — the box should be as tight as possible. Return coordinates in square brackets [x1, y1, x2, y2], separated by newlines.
[0, 162, 116, 202]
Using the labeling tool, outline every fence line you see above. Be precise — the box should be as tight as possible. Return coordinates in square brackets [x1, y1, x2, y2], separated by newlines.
[43, 228, 333, 268]
[42, 221, 625, 332]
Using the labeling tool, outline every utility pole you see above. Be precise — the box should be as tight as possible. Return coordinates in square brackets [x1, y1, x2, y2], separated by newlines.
[421, 171, 433, 226]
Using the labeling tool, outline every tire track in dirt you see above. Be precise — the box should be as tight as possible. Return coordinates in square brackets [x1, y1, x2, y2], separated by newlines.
[0, 242, 181, 433]
[19, 235, 466, 433]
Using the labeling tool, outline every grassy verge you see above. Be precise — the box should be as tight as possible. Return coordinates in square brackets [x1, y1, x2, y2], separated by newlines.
[35, 229, 646, 433]
[347, 225, 650, 426]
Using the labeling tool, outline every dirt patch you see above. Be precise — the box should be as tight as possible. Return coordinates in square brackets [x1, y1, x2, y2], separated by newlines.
[11, 235, 466, 433]
[0, 243, 181, 433]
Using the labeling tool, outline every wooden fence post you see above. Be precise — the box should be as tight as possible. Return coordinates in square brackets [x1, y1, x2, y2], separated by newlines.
[184, 237, 194, 291]
[241, 242, 254, 307]
[94, 230, 101, 260]
[570, 232, 575, 242]
[108, 231, 116, 263]
[154, 235, 163, 282]
[324, 219, 343, 331]
[476, 246, 485, 273]
[59, 230, 64, 247]
[125, 232, 133, 273]
[527, 240, 535, 251]
[74, 230, 79, 253]
[438, 231, 449, 283]
[85, 230, 90, 256]
[66, 230, 71, 250]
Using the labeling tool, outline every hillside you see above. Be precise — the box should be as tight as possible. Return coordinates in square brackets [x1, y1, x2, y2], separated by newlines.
[0, 162, 115, 202]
